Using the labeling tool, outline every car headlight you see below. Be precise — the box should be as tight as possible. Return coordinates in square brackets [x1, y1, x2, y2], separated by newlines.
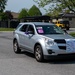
[44, 38, 54, 46]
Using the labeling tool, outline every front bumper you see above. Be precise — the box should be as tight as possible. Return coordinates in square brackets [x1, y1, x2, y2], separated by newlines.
[44, 53, 75, 60]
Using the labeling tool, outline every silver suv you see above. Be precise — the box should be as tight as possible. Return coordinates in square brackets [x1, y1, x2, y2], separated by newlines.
[13, 22, 75, 62]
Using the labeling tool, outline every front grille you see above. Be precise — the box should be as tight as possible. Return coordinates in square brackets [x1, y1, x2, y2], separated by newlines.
[54, 39, 66, 43]
[54, 39, 66, 50]
[58, 46, 66, 50]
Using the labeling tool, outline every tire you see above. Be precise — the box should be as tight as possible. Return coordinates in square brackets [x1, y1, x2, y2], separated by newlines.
[13, 40, 21, 53]
[34, 45, 44, 62]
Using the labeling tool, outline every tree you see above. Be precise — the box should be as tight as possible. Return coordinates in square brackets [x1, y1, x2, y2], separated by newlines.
[18, 8, 29, 19]
[5, 11, 13, 20]
[0, 11, 13, 21]
[34, 0, 75, 15]
[0, 12, 7, 20]
[0, 0, 7, 12]
[28, 5, 42, 16]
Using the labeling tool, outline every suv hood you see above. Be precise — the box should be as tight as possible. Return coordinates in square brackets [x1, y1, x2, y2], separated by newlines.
[44, 34, 74, 40]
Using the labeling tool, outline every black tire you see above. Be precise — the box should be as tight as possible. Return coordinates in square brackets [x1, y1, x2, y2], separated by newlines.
[13, 40, 21, 53]
[34, 45, 44, 62]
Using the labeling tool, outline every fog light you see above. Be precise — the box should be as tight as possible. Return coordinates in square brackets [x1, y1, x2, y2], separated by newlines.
[48, 49, 55, 54]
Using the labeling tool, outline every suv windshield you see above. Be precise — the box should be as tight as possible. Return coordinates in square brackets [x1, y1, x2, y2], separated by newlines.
[36, 25, 65, 35]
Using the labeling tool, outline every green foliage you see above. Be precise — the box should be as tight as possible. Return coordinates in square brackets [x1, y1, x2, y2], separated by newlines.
[0, 0, 7, 20]
[69, 32, 75, 37]
[28, 5, 42, 16]
[34, 0, 75, 15]
[0, 28, 14, 31]
[18, 8, 29, 19]
[0, 0, 7, 12]
[0, 11, 13, 21]
[5, 11, 13, 19]
[0, 12, 8, 20]
[46, 7, 61, 17]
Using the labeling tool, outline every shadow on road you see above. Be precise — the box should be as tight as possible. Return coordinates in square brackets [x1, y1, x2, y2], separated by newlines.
[18, 51, 35, 58]
[18, 51, 75, 64]
[45, 59, 75, 64]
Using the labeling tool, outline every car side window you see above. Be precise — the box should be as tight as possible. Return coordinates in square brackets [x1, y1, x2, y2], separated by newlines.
[20, 25, 28, 32]
[27, 25, 35, 34]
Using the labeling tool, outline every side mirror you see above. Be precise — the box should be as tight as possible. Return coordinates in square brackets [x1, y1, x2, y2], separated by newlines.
[25, 31, 34, 35]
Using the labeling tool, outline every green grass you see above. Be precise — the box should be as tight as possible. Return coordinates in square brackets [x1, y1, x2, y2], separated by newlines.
[69, 32, 75, 37]
[0, 28, 15, 31]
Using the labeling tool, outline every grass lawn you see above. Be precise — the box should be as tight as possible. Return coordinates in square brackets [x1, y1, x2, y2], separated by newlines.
[69, 32, 75, 37]
[0, 28, 15, 31]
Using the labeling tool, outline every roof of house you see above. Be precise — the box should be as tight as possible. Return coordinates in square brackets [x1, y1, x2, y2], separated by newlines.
[61, 13, 75, 18]
[11, 12, 19, 19]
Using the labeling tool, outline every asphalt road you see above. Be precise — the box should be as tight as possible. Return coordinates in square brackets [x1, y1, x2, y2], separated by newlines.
[0, 31, 75, 75]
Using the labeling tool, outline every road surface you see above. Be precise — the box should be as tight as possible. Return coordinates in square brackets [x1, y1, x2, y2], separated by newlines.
[0, 32, 75, 75]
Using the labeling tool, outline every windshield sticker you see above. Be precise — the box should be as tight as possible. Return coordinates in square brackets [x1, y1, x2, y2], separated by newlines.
[38, 29, 44, 33]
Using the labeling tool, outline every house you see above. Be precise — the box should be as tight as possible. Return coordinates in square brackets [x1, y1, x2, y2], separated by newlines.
[60, 13, 75, 28]
[5, 11, 19, 28]
[11, 12, 19, 20]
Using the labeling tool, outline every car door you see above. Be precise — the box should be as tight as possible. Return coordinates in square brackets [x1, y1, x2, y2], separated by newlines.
[19, 24, 29, 48]
[25, 25, 35, 52]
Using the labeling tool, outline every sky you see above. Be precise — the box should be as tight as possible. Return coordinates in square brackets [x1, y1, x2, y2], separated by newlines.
[5, 0, 46, 14]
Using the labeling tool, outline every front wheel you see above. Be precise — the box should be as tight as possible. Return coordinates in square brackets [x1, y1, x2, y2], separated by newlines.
[13, 40, 21, 53]
[34, 45, 44, 62]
